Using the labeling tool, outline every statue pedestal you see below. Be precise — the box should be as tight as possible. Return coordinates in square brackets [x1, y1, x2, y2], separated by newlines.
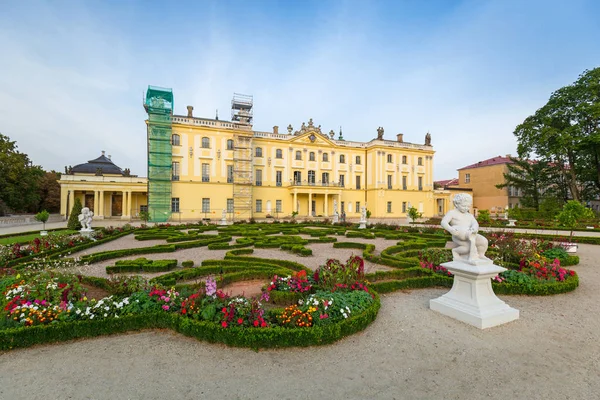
[430, 261, 519, 329]
[218, 218, 228, 226]
[79, 228, 96, 241]
[332, 215, 339, 224]
[358, 219, 367, 229]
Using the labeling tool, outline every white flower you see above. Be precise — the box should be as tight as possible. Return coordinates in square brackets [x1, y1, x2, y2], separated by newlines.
[90, 315, 94, 319]
[76, 309, 81, 315]
[104, 306, 109, 311]
[298, 299, 304, 305]
[104, 313, 108, 317]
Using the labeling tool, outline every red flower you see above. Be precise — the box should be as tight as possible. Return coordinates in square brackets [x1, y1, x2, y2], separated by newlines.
[253, 320, 259, 327]
[221, 321, 228, 328]
[222, 307, 227, 314]
[261, 321, 267, 328]
[237, 318, 243, 325]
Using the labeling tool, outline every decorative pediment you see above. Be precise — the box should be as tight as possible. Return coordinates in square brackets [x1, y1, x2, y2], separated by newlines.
[289, 130, 336, 147]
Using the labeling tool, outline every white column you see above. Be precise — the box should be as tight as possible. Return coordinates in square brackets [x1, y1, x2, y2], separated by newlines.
[325, 193, 329, 216]
[308, 192, 312, 217]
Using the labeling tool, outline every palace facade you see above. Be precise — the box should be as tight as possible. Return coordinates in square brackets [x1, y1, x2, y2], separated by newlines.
[60, 86, 454, 222]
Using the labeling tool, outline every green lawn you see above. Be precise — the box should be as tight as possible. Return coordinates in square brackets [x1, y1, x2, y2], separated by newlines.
[0, 230, 78, 245]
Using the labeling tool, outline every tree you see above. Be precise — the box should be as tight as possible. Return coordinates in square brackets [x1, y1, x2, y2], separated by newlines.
[0, 133, 44, 214]
[35, 210, 50, 231]
[38, 171, 61, 212]
[514, 67, 600, 202]
[407, 206, 422, 223]
[556, 200, 595, 242]
[67, 198, 83, 230]
[495, 157, 554, 210]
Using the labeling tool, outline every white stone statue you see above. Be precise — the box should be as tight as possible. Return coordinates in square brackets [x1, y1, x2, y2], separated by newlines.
[360, 206, 367, 221]
[333, 199, 338, 213]
[440, 193, 490, 265]
[78, 207, 94, 231]
[222, 209, 227, 220]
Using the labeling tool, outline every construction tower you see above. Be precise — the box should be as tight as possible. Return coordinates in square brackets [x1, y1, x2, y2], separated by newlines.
[231, 93, 254, 220]
[144, 86, 173, 223]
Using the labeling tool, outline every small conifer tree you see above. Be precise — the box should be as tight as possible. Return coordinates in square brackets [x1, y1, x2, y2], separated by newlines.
[67, 198, 83, 230]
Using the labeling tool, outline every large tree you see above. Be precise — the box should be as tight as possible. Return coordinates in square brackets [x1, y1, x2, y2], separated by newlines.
[0, 133, 44, 214]
[38, 171, 61, 213]
[514, 67, 600, 202]
[496, 157, 554, 210]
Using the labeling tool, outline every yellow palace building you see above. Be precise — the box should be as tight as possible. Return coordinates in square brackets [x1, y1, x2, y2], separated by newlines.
[60, 86, 451, 222]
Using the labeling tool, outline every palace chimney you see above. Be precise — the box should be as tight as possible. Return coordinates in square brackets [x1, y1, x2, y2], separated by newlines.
[396, 133, 404, 143]
[187, 105, 194, 118]
[273, 126, 279, 134]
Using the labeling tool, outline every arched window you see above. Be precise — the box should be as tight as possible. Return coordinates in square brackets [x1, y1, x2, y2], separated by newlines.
[339, 154, 346, 163]
[171, 134, 180, 146]
[387, 154, 392, 163]
[275, 149, 283, 159]
[402, 155, 407, 164]
[323, 153, 329, 162]
[255, 147, 263, 157]
[226, 139, 234, 150]
[202, 137, 210, 148]
[355, 156, 361, 165]
[322, 172, 329, 184]
[418, 157, 423, 166]
[295, 151, 302, 160]
[309, 152, 315, 161]
[293, 171, 302, 183]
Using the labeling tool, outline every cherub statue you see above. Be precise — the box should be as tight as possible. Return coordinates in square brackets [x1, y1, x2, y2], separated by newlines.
[441, 193, 490, 264]
[78, 207, 94, 230]
[377, 127, 384, 140]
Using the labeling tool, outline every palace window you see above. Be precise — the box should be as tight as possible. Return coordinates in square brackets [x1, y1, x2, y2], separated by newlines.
[202, 163, 210, 182]
[402, 176, 407, 190]
[226, 198, 233, 213]
[402, 155, 407, 164]
[276, 200, 282, 213]
[387, 174, 392, 189]
[418, 176, 423, 191]
[340, 154, 346, 163]
[201, 137, 210, 148]
[255, 147, 263, 157]
[293, 171, 302, 184]
[323, 153, 329, 162]
[322, 172, 329, 185]
[465, 173, 471, 183]
[309, 152, 315, 161]
[255, 169, 262, 186]
[172, 134, 180, 146]
[276, 170, 282, 186]
[202, 198, 210, 213]
[308, 170, 316, 185]
[227, 165, 233, 183]
[256, 199, 262, 213]
[355, 156, 361, 165]
[356, 175, 361, 190]
[418, 157, 423, 166]
[227, 139, 234, 150]
[171, 198, 180, 212]
[172, 162, 180, 181]
[402, 202, 407, 213]
[339, 174, 345, 187]
[387, 154, 392, 163]
[387, 201, 392, 213]
[295, 151, 302, 160]
[275, 149, 283, 159]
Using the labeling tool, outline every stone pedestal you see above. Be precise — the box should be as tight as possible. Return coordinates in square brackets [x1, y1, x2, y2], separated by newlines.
[430, 261, 519, 329]
[218, 217, 228, 226]
[80, 228, 96, 241]
[40, 230, 48, 236]
[358, 219, 367, 229]
[332, 214, 339, 224]
[507, 219, 516, 227]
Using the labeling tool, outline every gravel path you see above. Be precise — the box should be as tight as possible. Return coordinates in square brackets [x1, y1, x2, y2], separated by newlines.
[1, 244, 598, 399]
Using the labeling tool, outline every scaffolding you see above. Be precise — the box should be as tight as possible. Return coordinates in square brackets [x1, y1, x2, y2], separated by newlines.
[145, 86, 173, 223]
[231, 93, 253, 125]
[233, 133, 253, 221]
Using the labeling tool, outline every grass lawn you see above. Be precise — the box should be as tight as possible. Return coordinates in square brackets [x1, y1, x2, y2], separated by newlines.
[0, 230, 78, 245]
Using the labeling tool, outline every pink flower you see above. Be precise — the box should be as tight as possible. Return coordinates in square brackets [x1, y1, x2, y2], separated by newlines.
[162, 305, 170, 311]
[164, 297, 170, 302]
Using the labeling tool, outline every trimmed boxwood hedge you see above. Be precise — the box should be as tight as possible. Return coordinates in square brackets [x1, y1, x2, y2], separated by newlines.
[106, 258, 178, 274]
[0, 292, 381, 351]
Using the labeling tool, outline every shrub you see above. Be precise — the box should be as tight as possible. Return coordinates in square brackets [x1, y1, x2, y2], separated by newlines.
[67, 198, 83, 230]
[35, 210, 50, 230]
[477, 209, 491, 225]
[182, 260, 194, 268]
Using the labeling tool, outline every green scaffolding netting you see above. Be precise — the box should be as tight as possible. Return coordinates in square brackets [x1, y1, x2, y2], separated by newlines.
[146, 86, 173, 223]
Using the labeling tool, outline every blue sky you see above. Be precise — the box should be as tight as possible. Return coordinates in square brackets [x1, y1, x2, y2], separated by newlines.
[1, 0, 599, 179]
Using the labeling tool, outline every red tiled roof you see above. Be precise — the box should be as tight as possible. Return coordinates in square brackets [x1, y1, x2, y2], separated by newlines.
[458, 156, 514, 170]
[435, 178, 459, 187]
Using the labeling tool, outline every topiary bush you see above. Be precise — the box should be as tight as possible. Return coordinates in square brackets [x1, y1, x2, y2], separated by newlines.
[67, 198, 83, 230]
